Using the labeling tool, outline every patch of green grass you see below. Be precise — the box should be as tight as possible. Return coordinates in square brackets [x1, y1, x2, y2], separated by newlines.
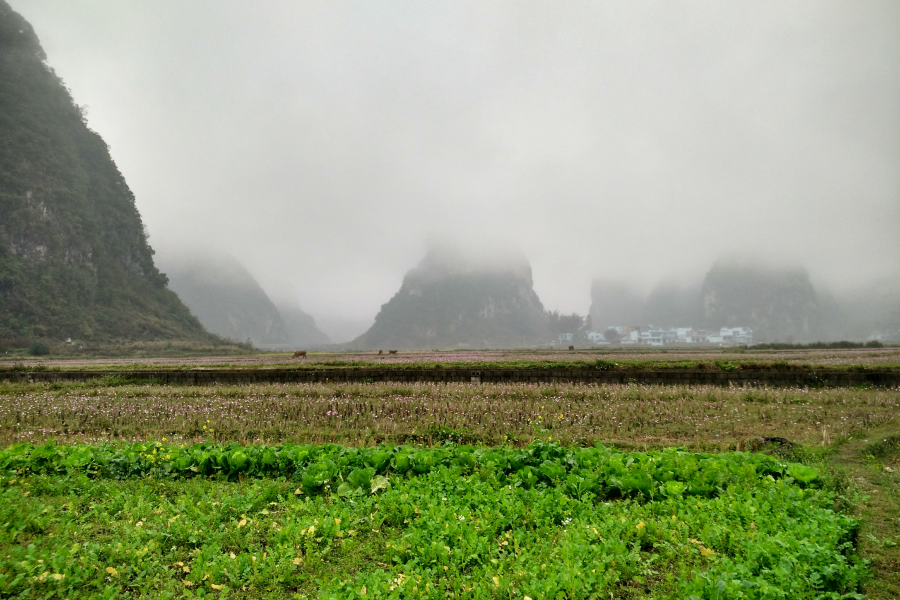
[821, 428, 900, 599]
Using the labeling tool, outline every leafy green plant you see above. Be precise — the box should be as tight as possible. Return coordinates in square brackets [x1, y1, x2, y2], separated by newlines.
[0, 440, 867, 599]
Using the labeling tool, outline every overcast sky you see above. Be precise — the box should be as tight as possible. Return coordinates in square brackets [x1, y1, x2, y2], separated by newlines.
[11, 0, 900, 336]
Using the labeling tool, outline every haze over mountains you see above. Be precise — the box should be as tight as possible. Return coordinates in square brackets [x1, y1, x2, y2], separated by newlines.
[10, 1, 898, 323]
[591, 263, 900, 344]
[353, 246, 550, 349]
[159, 252, 329, 349]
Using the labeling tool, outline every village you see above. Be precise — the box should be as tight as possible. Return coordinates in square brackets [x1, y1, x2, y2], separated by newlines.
[564, 325, 754, 347]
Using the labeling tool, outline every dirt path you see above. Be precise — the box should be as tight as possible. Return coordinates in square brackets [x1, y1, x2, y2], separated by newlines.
[828, 429, 900, 598]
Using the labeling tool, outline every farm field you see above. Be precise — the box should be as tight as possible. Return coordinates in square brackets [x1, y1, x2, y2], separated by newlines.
[0, 439, 875, 599]
[1, 381, 898, 448]
[0, 378, 897, 598]
[3, 347, 900, 372]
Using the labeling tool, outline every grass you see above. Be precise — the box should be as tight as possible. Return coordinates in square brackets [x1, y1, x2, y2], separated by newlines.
[830, 431, 900, 600]
[0, 340, 255, 362]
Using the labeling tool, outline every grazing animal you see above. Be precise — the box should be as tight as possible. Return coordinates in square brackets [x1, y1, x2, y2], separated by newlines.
[568, 345, 574, 350]
[293, 350, 307, 358]
[388, 350, 398, 355]
[378, 350, 383, 355]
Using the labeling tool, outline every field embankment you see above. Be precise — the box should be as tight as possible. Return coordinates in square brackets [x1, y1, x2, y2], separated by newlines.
[3, 347, 900, 371]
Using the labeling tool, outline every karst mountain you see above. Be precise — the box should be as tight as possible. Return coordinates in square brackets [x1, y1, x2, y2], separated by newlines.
[0, 1, 213, 347]
[160, 252, 330, 348]
[353, 247, 551, 349]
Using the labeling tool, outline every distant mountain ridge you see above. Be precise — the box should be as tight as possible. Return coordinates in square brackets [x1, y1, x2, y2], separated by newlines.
[160, 253, 329, 348]
[353, 248, 550, 349]
[0, 1, 213, 346]
[590, 263, 842, 343]
[277, 304, 331, 347]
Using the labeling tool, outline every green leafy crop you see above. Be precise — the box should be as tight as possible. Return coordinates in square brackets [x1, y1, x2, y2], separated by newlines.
[0, 440, 866, 598]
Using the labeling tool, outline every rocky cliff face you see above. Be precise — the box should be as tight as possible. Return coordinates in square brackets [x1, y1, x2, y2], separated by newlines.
[701, 263, 820, 342]
[0, 1, 212, 345]
[354, 248, 550, 349]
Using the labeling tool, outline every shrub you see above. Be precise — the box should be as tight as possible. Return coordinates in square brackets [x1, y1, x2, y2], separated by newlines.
[27, 341, 50, 356]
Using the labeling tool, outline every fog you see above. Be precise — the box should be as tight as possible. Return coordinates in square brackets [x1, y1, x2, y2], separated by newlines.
[12, 1, 900, 338]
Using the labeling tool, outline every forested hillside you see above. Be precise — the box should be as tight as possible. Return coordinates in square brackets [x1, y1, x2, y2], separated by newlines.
[0, 1, 213, 347]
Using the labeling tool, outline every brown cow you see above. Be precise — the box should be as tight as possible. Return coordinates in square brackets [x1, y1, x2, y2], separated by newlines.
[388, 350, 398, 355]
[293, 350, 307, 358]
[378, 350, 383, 355]
[568, 345, 574, 351]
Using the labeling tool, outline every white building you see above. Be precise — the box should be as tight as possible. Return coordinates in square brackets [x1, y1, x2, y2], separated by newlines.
[641, 330, 665, 346]
[586, 331, 607, 343]
[720, 327, 753, 345]
[592, 324, 754, 346]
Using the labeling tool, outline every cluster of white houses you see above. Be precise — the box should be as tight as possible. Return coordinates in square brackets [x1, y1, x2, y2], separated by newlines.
[569, 326, 753, 347]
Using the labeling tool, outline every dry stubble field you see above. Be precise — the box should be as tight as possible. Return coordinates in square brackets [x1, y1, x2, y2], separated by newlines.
[0, 381, 897, 449]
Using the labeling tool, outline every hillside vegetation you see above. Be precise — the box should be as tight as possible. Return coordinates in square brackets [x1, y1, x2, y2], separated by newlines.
[0, 1, 214, 348]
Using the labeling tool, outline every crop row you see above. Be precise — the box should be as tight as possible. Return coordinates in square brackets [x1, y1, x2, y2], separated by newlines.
[1, 439, 821, 500]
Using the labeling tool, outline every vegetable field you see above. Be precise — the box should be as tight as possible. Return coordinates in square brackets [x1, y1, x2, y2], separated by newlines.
[0, 440, 867, 599]
[1, 377, 897, 598]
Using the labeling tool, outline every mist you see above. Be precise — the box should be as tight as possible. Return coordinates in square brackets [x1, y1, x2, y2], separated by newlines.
[12, 0, 900, 331]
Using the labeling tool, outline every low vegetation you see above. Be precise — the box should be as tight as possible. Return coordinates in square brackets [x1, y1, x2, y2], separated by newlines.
[3, 347, 900, 372]
[0, 381, 897, 448]
[1, 377, 897, 598]
[0, 440, 868, 598]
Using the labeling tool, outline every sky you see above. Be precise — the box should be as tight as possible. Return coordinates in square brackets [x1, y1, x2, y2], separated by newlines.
[10, 0, 900, 340]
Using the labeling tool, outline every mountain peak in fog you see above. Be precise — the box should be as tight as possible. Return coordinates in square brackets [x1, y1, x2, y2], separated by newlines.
[353, 245, 548, 349]
[159, 251, 328, 348]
